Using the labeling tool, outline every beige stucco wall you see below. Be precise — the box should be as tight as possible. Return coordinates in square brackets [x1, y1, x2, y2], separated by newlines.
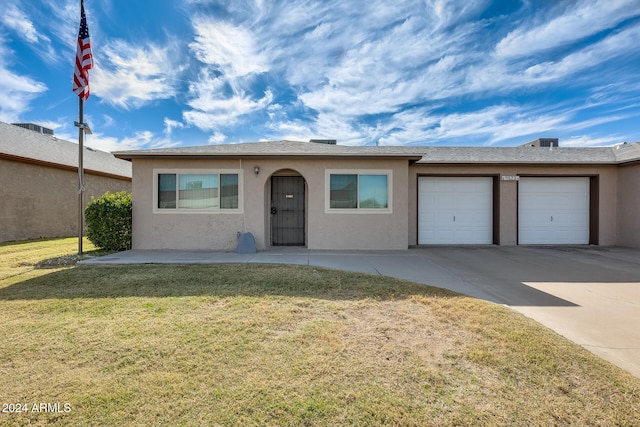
[131, 157, 629, 250]
[131, 157, 410, 250]
[616, 162, 640, 248]
[408, 164, 618, 246]
[304, 158, 409, 250]
[0, 158, 131, 242]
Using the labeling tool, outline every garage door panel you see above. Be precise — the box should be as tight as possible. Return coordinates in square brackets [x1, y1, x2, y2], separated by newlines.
[418, 177, 493, 244]
[521, 212, 588, 226]
[518, 177, 589, 245]
[559, 195, 589, 210]
[428, 227, 491, 244]
[552, 213, 588, 227]
[530, 195, 586, 210]
[520, 230, 588, 245]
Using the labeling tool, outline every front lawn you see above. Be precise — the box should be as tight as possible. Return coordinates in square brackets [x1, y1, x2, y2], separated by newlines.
[0, 238, 638, 426]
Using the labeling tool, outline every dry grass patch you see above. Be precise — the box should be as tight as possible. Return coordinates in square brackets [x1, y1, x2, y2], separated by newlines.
[0, 237, 104, 283]
[0, 239, 639, 426]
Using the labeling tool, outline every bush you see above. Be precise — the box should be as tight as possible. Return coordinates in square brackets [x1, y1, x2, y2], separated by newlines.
[85, 191, 132, 251]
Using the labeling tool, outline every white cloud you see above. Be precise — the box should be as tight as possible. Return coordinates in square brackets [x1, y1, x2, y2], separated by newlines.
[371, 100, 639, 147]
[524, 24, 640, 81]
[457, 21, 640, 100]
[189, 17, 269, 78]
[183, 70, 274, 130]
[163, 118, 185, 135]
[0, 4, 58, 63]
[562, 112, 635, 134]
[562, 135, 624, 147]
[496, 0, 640, 58]
[0, 72, 47, 122]
[208, 132, 227, 144]
[267, 120, 312, 140]
[0, 40, 47, 122]
[174, 1, 640, 146]
[2, 5, 42, 44]
[42, 0, 80, 47]
[1, 0, 636, 149]
[184, 15, 280, 133]
[83, 129, 180, 153]
[84, 131, 154, 152]
[251, 1, 491, 130]
[371, 105, 571, 146]
[182, 1, 498, 142]
[92, 39, 184, 109]
[102, 114, 114, 128]
[313, 112, 375, 146]
[428, 0, 492, 30]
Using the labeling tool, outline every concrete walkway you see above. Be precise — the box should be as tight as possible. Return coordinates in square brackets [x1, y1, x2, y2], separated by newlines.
[82, 246, 640, 378]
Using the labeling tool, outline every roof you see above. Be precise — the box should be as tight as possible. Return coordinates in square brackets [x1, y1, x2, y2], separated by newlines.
[114, 139, 640, 165]
[0, 121, 131, 179]
[415, 146, 618, 164]
[612, 142, 640, 164]
[113, 139, 424, 160]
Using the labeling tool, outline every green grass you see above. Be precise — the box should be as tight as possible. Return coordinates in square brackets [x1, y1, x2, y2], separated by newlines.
[0, 238, 639, 426]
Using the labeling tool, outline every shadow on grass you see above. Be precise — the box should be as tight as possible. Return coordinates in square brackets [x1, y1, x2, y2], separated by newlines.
[34, 249, 116, 269]
[0, 264, 462, 302]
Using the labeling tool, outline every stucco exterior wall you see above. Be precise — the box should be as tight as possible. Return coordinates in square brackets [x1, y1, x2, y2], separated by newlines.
[304, 158, 409, 250]
[131, 157, 409, 250]
[0, 158, 131, 242]
[617, 162, 640, 248]
[408, 163, 618, 246]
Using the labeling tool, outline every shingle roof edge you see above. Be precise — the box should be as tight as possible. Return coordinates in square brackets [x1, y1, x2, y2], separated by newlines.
[0, 122, 132, 178]
[113, 140, 640, 165]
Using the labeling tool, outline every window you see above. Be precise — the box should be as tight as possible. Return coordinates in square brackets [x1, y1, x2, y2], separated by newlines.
[326, 170, 391, 212]
[158, 174, 177, 209]
[329, 174, 357, 208]
[358, 174, 388, 208]
[155, 170, 241, 212]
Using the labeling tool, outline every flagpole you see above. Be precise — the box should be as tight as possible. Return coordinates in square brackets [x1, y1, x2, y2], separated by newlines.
[78, 97, 84, 255]
[74, 0, 92, 256]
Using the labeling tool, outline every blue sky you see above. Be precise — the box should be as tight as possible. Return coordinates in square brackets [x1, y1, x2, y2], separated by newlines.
[1, 0, 639, 152]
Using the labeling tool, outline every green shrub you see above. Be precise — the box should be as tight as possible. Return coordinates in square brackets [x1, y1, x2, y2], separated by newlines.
[85, 191, 132, 251]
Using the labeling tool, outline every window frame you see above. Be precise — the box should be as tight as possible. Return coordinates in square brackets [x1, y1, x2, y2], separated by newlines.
[325, 169, 393, 214]
[153, 168, 243, 214]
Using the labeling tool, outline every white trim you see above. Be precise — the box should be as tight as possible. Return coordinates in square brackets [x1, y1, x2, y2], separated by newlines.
[324, 169, 393, 214]
[152, 168, 244, 214]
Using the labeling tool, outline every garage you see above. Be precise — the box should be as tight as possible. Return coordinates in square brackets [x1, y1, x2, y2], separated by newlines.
[518, 177, 589, 244]
[418, 177, 493, 244]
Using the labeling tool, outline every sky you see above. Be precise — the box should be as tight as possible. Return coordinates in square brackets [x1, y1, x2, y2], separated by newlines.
[1, 0, 639, 153]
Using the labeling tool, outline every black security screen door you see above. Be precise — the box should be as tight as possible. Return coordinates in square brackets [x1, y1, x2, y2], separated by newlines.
[271, 176, 305, 246]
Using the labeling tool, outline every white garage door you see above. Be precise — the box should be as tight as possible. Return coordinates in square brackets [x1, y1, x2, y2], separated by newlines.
[518, 177, 589, 244]
[418, 177, 493, 244]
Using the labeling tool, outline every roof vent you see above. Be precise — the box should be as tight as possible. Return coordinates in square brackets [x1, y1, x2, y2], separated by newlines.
[522, 138, 558, 148]
[12, 123, 54, 135]
[309, 139, 337, 145]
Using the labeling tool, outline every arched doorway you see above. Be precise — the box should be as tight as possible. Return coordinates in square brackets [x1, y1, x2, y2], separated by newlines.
[270, 172, 306, 246]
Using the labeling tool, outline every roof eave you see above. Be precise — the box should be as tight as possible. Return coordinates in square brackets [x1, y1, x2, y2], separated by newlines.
[113, 152, 424, 161]
[1, 152, 132, 180]
[415, 161, 619, 165]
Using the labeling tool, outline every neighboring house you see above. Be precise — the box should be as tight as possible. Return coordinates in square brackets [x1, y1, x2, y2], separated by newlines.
[0, 121, 132, 242]
[113, 139, 640, 251]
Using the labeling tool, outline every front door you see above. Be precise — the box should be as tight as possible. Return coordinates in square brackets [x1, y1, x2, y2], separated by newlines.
[271, 176, 305, 246]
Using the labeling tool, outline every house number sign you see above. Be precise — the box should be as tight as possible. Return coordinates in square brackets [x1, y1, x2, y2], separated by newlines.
[285, 194, 294, 199]
[500, 175, 520, 181]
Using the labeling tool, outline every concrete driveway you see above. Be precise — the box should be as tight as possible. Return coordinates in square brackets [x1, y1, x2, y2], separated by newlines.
[83, 246, 640, 378]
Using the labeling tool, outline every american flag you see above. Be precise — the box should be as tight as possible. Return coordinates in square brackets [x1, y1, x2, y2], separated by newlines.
[73, 0, 93, 100]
